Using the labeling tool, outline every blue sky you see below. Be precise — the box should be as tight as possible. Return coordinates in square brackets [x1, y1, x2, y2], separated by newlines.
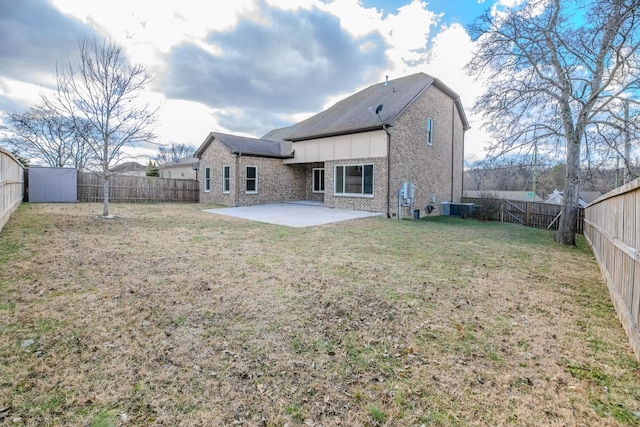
[0, 0, 515, 162]
[362, 0, 488, 25]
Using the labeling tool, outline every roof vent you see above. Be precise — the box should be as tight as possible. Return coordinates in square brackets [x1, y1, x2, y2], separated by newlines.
[384, 75, 389, 86]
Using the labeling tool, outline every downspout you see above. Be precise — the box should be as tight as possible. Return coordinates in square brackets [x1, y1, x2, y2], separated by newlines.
[450, 100, 455, 202]
[383, 124, 391, 218]
[461, 125, 465, 199]
[235, 153, 241, 207]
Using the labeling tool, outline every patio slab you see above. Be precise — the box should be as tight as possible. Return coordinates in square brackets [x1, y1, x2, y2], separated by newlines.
[203, 203, 383, 228]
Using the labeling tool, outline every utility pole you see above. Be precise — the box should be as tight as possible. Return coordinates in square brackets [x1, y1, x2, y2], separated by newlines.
[532, 141, 538, 200]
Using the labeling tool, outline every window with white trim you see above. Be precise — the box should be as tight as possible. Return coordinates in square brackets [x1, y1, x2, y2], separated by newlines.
[427, 117, 433, 146]
[334, 164, 373, 196]
[246, 166, 257, 193]
[204, 167, 211, 192]
[312, 168, 324, 193]
[222, 166, 230, 193]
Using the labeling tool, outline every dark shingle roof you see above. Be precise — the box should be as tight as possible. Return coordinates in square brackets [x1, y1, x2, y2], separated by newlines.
[110, 161, 146, 172]
[159, 155, 197, 168]
[262, 72, 470, 142]
[195, 132, 293, 159]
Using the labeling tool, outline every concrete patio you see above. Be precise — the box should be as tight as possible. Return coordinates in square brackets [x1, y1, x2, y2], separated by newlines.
[203, 202, 383, 228]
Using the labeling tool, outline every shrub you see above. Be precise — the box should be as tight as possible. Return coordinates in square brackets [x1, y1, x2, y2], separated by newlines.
[471, 192, 501, 221]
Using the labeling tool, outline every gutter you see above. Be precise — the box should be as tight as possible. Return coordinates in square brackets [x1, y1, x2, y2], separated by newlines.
[286, 124, 387, 142]
[231, 150, 294, 160]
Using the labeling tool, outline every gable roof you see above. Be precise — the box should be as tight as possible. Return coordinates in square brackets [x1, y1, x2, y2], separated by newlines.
[578, 191, 602, 204]
[545, 189, 602, 207]
[110, 161, 146, 172]
[263, 73, 470, 142]
[158, 155, 197, 169]
[195, 132, 293, 159]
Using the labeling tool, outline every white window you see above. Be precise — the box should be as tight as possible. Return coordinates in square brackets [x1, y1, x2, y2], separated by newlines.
[222, 166, 230, 194]
[204, 167, 211, 192]
[246, 166, 257, 194]
[312, 168, 324, 193]
[334, 164, 373, 196]
[427, 117, 433, 146]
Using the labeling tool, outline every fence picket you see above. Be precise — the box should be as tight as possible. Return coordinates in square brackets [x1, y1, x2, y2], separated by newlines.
[77, 173, 199, 203]
[584, 178, 640, 362]
[0, 149, 25, 232]
[462, 197, 584, 233]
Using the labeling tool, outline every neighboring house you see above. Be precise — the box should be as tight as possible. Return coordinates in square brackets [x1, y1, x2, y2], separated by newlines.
[545, 189, 602, 207]
[464, 190, 543, 202]
[110, 161, 147, 177]
[195, 73, 470, 218]
[158, 155, 198, 180]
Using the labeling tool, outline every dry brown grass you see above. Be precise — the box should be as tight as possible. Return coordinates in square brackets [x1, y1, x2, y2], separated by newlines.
[0, 203, 638, 426]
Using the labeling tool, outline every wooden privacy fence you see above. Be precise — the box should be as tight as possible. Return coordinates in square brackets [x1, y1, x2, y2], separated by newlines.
[78, 172, 199, 203]
[462, 197, 584, 234]
[0, 148, 24, 232]
[584, 178, 640, 362]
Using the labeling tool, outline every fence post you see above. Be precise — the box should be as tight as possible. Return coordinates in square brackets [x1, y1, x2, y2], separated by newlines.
[77, 172, 199, 203]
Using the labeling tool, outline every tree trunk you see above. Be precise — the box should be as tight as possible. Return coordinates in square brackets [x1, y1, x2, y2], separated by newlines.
[556, 137, 580, 245]
[102, 175, 110, 217]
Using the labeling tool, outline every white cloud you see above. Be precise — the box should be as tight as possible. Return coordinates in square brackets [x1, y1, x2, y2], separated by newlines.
[318, 0, 384, 37]
[421, 23, 492, 160]
[155, 100, 223, 146]
[490, 0, 526, 17]
[0, 78, 52, 109]
[3, 0, 495, 162]
[50, 0, 255, 67]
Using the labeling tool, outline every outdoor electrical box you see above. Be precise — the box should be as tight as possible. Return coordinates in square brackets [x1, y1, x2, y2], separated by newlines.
[398, 182, 416, 220]
[399, 183, 414, 200]
[399, 182, 408, 199]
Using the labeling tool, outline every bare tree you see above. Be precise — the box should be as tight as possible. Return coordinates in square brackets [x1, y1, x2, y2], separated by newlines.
[156, 142, 196, 164]
[43, 37, 157, 217]
[3, 107, 90, 169]
[467, 0, 640, 245]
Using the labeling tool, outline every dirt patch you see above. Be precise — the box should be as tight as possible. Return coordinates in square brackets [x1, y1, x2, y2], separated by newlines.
[0, 203, 638, 426]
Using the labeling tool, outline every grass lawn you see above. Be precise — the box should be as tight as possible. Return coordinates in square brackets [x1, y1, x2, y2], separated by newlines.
[0, 203, 639, 426]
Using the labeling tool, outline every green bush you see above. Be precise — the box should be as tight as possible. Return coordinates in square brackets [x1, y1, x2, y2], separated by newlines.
[471, 193, 501, 221]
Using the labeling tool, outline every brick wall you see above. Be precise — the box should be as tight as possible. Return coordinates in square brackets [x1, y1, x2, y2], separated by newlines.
[198, 139, 305, 206]
[389, 85, 465, 218]
[198, 139, 237, 206]
[324, 157, 388, 213]
[235, 156, 305, 206]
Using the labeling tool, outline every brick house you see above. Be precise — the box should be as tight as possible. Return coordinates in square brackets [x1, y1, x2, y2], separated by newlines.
[195, 72, 470, 218]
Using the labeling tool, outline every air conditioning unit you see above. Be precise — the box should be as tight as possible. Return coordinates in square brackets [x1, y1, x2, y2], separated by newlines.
[441, 202, 450, 216]
[441, 202, 475, 217]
